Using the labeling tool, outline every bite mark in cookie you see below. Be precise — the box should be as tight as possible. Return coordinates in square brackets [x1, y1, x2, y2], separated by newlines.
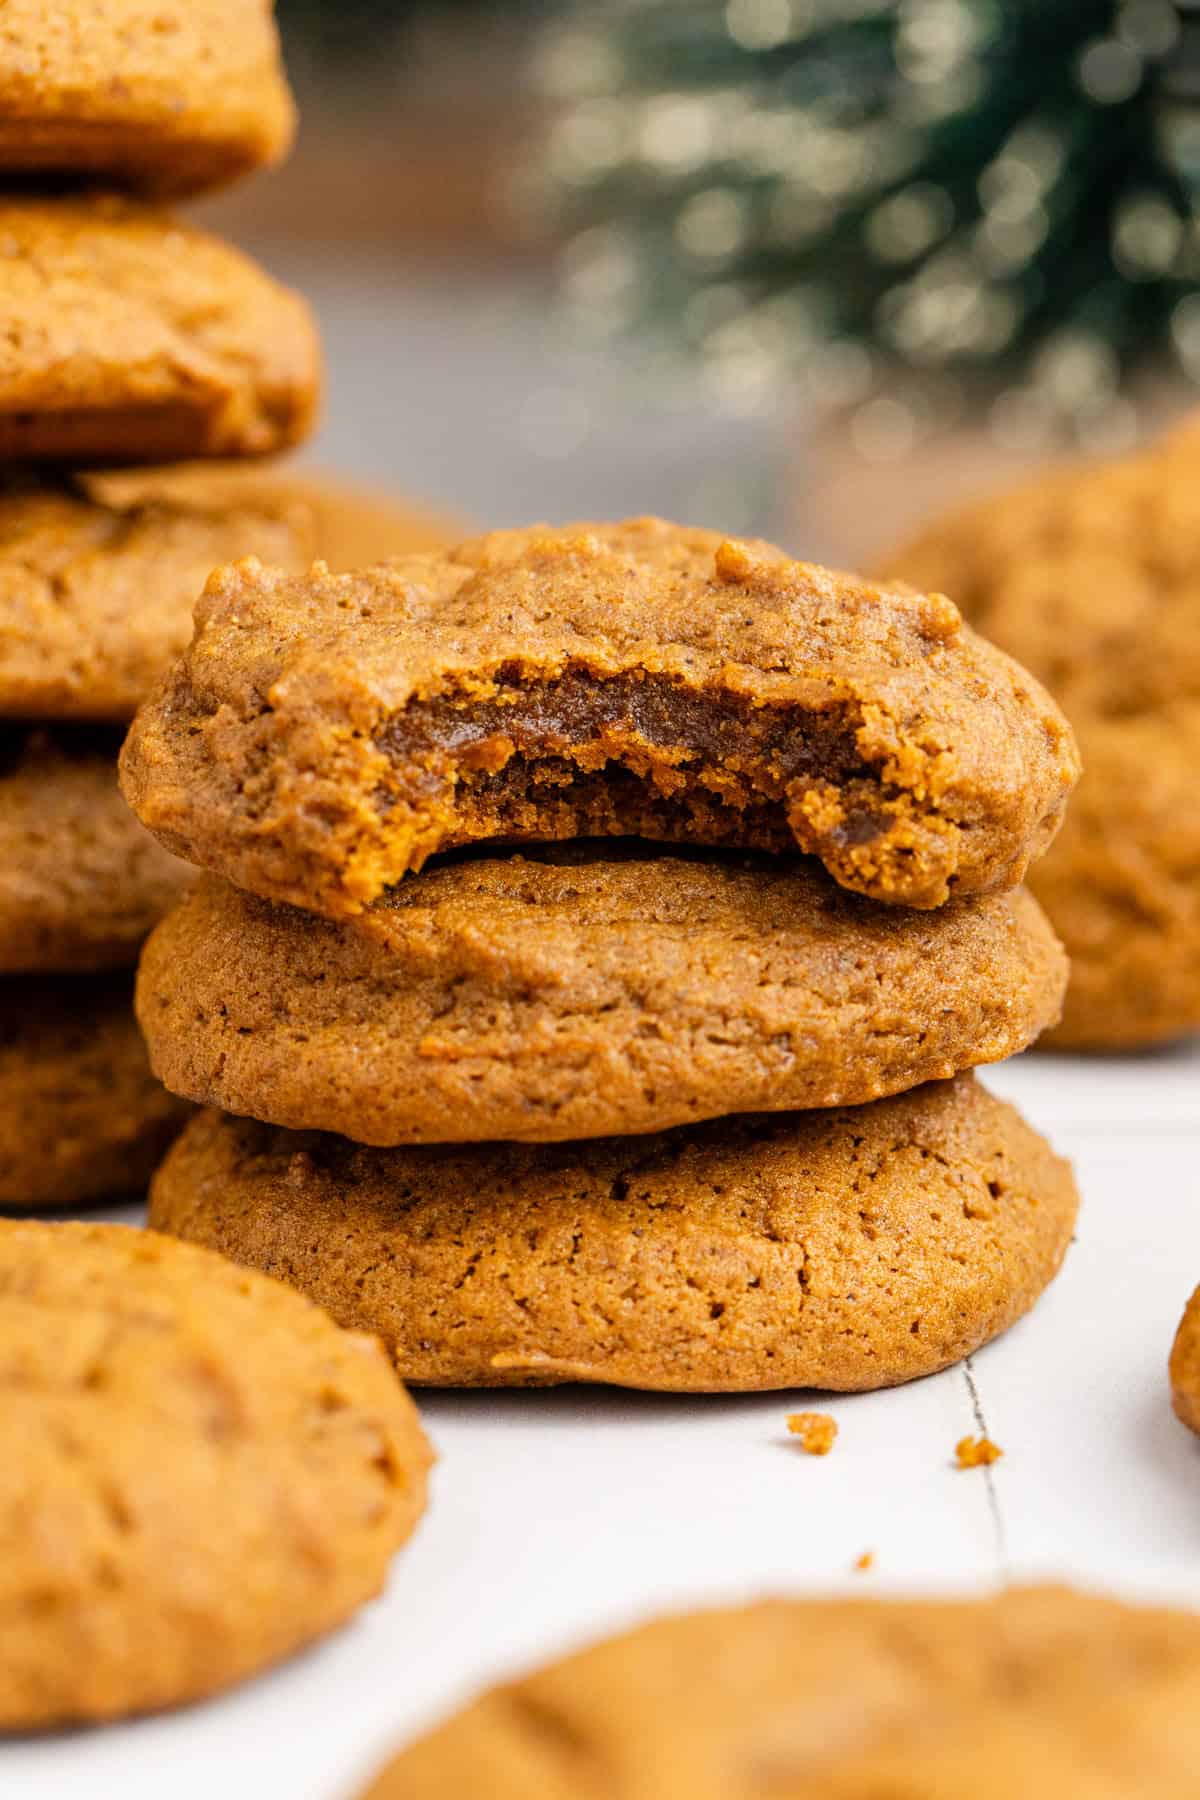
[120, 519, 1079, 917]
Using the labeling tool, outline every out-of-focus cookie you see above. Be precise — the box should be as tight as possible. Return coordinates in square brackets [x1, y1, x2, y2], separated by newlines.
[92, 463, 461, 570]
[1021, 706, 1200, 1050]
[1171, 1285, 1200, 1436]
[356, 1586, 1200, 1797]
[0, 1219, 431, 1728]
[0, 975, 188, 1210]
[0, 1, 294, 195]
[881, 421, 1200, 1049]
[292, 473, 461, 569]
[149, 1074, 1078, 1392]
[136, 850, 1067, 1144]
[120, 518, 1079, 919]
[0, 729, 192, 972]
[0, 474, 311, 720]
[0, 196, 319, 464]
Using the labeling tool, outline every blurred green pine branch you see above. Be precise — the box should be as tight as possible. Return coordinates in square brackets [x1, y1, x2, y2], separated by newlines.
[531, 0, 1200, 445]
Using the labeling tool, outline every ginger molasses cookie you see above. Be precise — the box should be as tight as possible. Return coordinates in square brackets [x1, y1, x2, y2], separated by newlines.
[357, 1586, 1200, 1797]
[0, 1219, 431, 1729]
[1023, 706, 1200, 1051]
[0, 2, 293, 196]
[1171, 1286, 1200, 1436]
[0, 975, 188, 1210]
[0, 729, 191, 972]
[120, 518, 1079, 919]
[149, 1074, 1078, 1391]
[93, 464, 461, 569]
[0, 196, 319, 464]
[137, 849, 1067, 1144]
[0, 473, 311, 720]
[881, 421, 1200, 1048]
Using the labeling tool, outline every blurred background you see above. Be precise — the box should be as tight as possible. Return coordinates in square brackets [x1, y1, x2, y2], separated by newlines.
[201, 0, 1200, 562]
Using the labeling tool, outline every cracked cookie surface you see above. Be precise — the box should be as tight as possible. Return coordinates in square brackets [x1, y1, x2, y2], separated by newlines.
[0, 196, 319, 465]
[358, 1586, 1200, 1798]
[120, 518, 1079, 918]
[137, 847, 1066, 1144]
[0, 1220, 430, 1728]
[148, 1074, 1078, 1391]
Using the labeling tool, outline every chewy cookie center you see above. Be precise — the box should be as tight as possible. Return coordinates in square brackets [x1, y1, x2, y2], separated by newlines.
[380, 667, 949, 906]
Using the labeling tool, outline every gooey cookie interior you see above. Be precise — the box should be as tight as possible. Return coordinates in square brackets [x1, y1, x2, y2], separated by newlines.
[120, 518, 1079, 918]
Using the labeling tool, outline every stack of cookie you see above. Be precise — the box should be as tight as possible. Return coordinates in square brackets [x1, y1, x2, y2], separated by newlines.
[0, 5, 450, 1212]
[130, 520, 1082, 1395]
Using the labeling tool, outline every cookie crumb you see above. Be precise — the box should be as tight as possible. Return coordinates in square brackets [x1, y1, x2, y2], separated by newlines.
[955, 1434, 1003, 1469]
[853, 1551, 875, 1573]
[788, 1411, 838, 1455]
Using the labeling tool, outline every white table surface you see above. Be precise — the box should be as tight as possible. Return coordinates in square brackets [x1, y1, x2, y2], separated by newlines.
[6, 1040, 1198, 1798]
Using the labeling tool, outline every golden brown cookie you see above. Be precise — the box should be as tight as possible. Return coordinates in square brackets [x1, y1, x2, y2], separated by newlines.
[0, 473, 312, 720]
[358, 1586, 1200, 1797]
[1171, 1285, 1200, 1435]
[92, 464, 462, 569]
[0, 1219, 431, 1729]
[0, 196, 319, 464]
[0, 975, 188, 1209]
[137, 849, 1067, 1144]
[0, 2, 293, 196]
[881, 421, 1200, 1048]
[0, 728, 192, 972]
[149, 1074, 1078, 1391]
[1023, 706, 1200, 1050]
[120, 519, 1079, 920]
